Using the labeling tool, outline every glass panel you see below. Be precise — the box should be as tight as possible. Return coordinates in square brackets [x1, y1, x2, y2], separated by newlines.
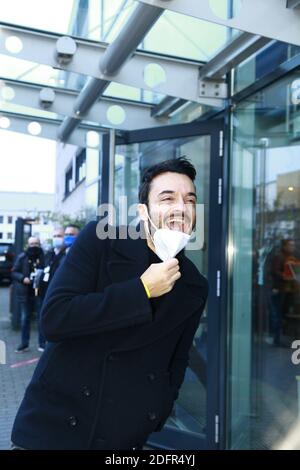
[101, 0, 136, 42]
[0, 0, 76, 34]
[0, 100, 59, 120]
[115, 135, 210, 436]
[1, 0, 238, 61]
[114, 147, 139, 224]
[0, 0, 135, 45]
[0, 0, 242, 109]
[0, 55, 165, 104]
[141, 10, 240, 62]
[104, 83, 164, 105]
[234, 43, 300, 94]
[85, 148, 100, 184]
[228, 72, 300, 449]
[85, 182, 99, 221]
[0, 56, 63, 87]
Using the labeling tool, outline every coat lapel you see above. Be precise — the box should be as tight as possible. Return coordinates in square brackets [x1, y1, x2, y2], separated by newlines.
[106, 225, 206, 352]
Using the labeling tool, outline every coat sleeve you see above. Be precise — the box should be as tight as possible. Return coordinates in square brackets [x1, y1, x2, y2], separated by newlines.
[11, 254, 26, 283]
[41, 221, 153, 342]
[155, 285, 208, 432]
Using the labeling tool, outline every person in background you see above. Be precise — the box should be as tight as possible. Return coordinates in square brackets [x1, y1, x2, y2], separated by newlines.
[40, 224, 81, 300]
[63, 224, 80, 254]
[269, 239, 300, 346]
[11, 237, 45, 353]
[40, 227, 66, 302]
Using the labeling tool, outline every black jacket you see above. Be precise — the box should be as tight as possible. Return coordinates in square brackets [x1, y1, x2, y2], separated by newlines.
[11, 221, 208, 450]
[11, 250, 44, 302]
[39, 248, 66, 298]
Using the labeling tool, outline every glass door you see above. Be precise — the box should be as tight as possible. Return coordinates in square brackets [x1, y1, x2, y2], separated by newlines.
[228, 72, 300, 449]
[112, 121, 224, 450]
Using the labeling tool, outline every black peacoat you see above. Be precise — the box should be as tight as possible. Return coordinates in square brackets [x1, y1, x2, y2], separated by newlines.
[11, 250, 44, 302]
[11, 221, 208, 450]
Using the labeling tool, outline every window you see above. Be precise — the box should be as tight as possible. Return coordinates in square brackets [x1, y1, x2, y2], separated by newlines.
[7, 216, 13, 224]
[0, 216, 3, 224]
[75, 148, 86, 185]
[0, 233, 3, 239]
[65, 167, 73, 197]
[7, 233, 13, 240]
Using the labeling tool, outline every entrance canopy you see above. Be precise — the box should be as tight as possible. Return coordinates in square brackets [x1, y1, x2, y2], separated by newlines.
[0, 0, 299, 146]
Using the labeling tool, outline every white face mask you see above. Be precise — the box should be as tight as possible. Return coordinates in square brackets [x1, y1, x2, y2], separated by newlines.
[144, 207, 191, 261]
[52, 237, 64, 249]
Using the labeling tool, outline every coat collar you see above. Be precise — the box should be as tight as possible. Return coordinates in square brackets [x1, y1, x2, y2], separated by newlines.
[110, 223, 149, 271]
[107, 224, 207, 352]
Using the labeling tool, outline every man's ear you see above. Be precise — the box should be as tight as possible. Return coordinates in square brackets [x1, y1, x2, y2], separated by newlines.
[138, 203, 148, 222]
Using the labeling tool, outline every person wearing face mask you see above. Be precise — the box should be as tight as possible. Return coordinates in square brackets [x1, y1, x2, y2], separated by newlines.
[39, 225, 80, 305]
[63, 224, 80, 254]
[39, 227, 67, 302]
[11, 236, 45, 353]
[11, 157, 208, 451]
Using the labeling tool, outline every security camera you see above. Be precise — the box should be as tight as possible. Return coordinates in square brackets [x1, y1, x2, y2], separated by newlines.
[55, 36, 77, 66]
[39, 88, 55, 108]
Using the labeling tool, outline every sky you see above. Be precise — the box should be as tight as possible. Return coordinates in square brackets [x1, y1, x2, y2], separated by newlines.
[0, 129, 56, 193]
[0, 0, 74, 34]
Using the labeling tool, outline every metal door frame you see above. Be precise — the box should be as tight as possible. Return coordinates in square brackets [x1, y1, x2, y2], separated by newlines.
[101, 119, 227, 450]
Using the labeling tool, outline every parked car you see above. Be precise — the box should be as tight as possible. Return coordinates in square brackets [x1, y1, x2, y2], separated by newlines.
[0, 243, 15, 284]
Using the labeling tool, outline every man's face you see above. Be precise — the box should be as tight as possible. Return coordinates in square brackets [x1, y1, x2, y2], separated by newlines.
[53, 228, 64, 240]
[139, 171, 197, 235]
[28, 237, 40, 248]
[64, 226, 79, 237]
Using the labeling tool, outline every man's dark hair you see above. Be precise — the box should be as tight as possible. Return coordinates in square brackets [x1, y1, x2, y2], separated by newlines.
[138, 156, 196, 205]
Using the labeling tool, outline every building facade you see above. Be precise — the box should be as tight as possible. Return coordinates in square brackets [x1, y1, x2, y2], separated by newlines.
[0, 192, 55, 246]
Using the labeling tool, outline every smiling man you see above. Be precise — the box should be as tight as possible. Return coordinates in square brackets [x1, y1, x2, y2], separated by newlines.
[11, 157, 208, 450]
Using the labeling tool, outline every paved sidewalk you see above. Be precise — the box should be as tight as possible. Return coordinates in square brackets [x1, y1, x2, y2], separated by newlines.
[0, 286, 42, 450]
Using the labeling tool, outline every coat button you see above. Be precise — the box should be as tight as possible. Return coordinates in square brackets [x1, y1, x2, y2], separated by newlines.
[68, 416, 78, 427]
[147, 373, 156, 382]
[148, 412, 157, 421]
[82, 386, 91, 397]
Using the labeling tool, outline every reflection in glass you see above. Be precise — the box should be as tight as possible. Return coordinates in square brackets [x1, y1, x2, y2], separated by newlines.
[229, 73, 300, 449]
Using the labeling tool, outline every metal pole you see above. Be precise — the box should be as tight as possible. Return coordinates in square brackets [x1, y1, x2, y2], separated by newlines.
[100, 3, 163, 75]
[58, 2, 164, 142]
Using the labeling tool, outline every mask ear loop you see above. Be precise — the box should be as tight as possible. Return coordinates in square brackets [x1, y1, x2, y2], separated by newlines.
[181, 206, 196, 244]
[143, 205, 158, 245]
